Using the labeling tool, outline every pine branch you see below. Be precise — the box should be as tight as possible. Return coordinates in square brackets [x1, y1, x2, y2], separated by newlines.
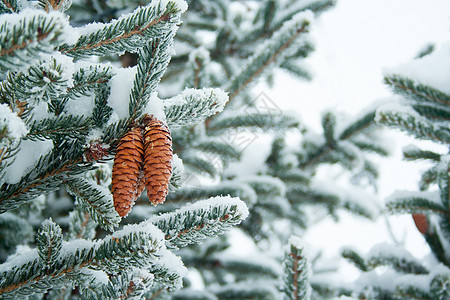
[68, 207, 97, 240]
[36, 219, 63, 273]
[164, 88, 228, 128]
[184, 48, 211, 89]
[129, 33, 174, 120]
[193, 138, 241, 161]
[0, 141, 90, 213]
[282, 237, 310, 300]
[342, 247, 429, 275]
[300, 111, 377, 168]
[0, 10, 69, 70]
[92, 85, 113, 128]
[11, 56, 71, 105]
[279, 61, 312, 81]
[64, 177, 120, 231]
[403, 146, 441, 162]
[59, 1, 185, 58]
[209, 112, 299, 133]
[412, 103, 450, 121]
[26, 115, 92, 141]
[182, 153, 219, 178]
[227, 12, 311, 101]
[385, 74, 450, 106]
[68, 64, 114, 98]
[387, 196, 447, 215]
[0, 0, 18, 14]
[0, 222, 175, 297]
[376, 105, 450, 144]
[150, 196, 248, 250]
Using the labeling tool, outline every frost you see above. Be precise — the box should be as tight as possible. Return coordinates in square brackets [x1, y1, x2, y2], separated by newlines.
[107, 66, 137, 119]
[3, 139, 54, 184]
[0, 104, 28, 141]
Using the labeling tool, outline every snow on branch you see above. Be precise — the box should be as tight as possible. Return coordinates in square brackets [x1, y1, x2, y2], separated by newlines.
[0, 219, 185, 297]
[281, 236, 311, 300]
[59, 1, 186, 58]
[0, 9, 71, 70]
[164, 87, 229, 128]
[150, 196, 249, 250]
[227, 11, 312, 101]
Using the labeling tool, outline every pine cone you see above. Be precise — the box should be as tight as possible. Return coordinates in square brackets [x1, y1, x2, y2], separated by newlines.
[112, 127, 144, 217]
[412, 214, 428, 235]
[143, 117, 173, 205]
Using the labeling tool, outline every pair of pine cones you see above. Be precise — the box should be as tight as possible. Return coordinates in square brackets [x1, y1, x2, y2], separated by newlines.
[112, 116, 172, 217]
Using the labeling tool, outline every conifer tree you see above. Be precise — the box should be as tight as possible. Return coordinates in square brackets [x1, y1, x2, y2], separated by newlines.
[0, 1, 249, 298]
[55, 0, 398, 298]
[341, 43, 450, 299]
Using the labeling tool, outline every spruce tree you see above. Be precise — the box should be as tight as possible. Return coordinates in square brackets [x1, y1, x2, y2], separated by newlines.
[341, 44, 450, 299]
[0, 1, 249, 298]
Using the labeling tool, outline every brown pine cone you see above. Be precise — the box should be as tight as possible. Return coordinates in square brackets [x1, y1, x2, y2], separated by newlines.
[143, 117, 173, 205]
[412, 214, 428, 235]
[112, 127, 144, 217]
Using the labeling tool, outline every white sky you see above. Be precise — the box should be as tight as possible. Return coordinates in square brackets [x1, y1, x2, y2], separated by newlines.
[245, 0, 450, 282]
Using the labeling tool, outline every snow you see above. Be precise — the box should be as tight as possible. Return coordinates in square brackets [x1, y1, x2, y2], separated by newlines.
[385, 41, 450, 94]
[41, 52, 76, 91]
[288, 235, 305, 250]
[150, 195, 249, 224]
[154, 248, 187, 289]
[30, 101, 53, 122]
[172, 153, 184, 173]
[0, 104, 28, 141]
[64, 94, 95, 117]
[386, 190, 441, 206]
[0, 8, 77, 49]
[75, 0, 187, 39]
[58, 238, 96, 258]
[109, 221, 165, 243]
[165, 87, 229, 113]
[3, 139, 54, 184]
[355, 269, 433, 294]
[144, 93, 166, 123]
[81, 268, 110, 285]
[0, 245, 37, 274]
[107, 66, 137, 120]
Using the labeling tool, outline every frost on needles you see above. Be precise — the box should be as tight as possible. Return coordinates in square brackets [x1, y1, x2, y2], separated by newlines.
[0, 0, 250, 298]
